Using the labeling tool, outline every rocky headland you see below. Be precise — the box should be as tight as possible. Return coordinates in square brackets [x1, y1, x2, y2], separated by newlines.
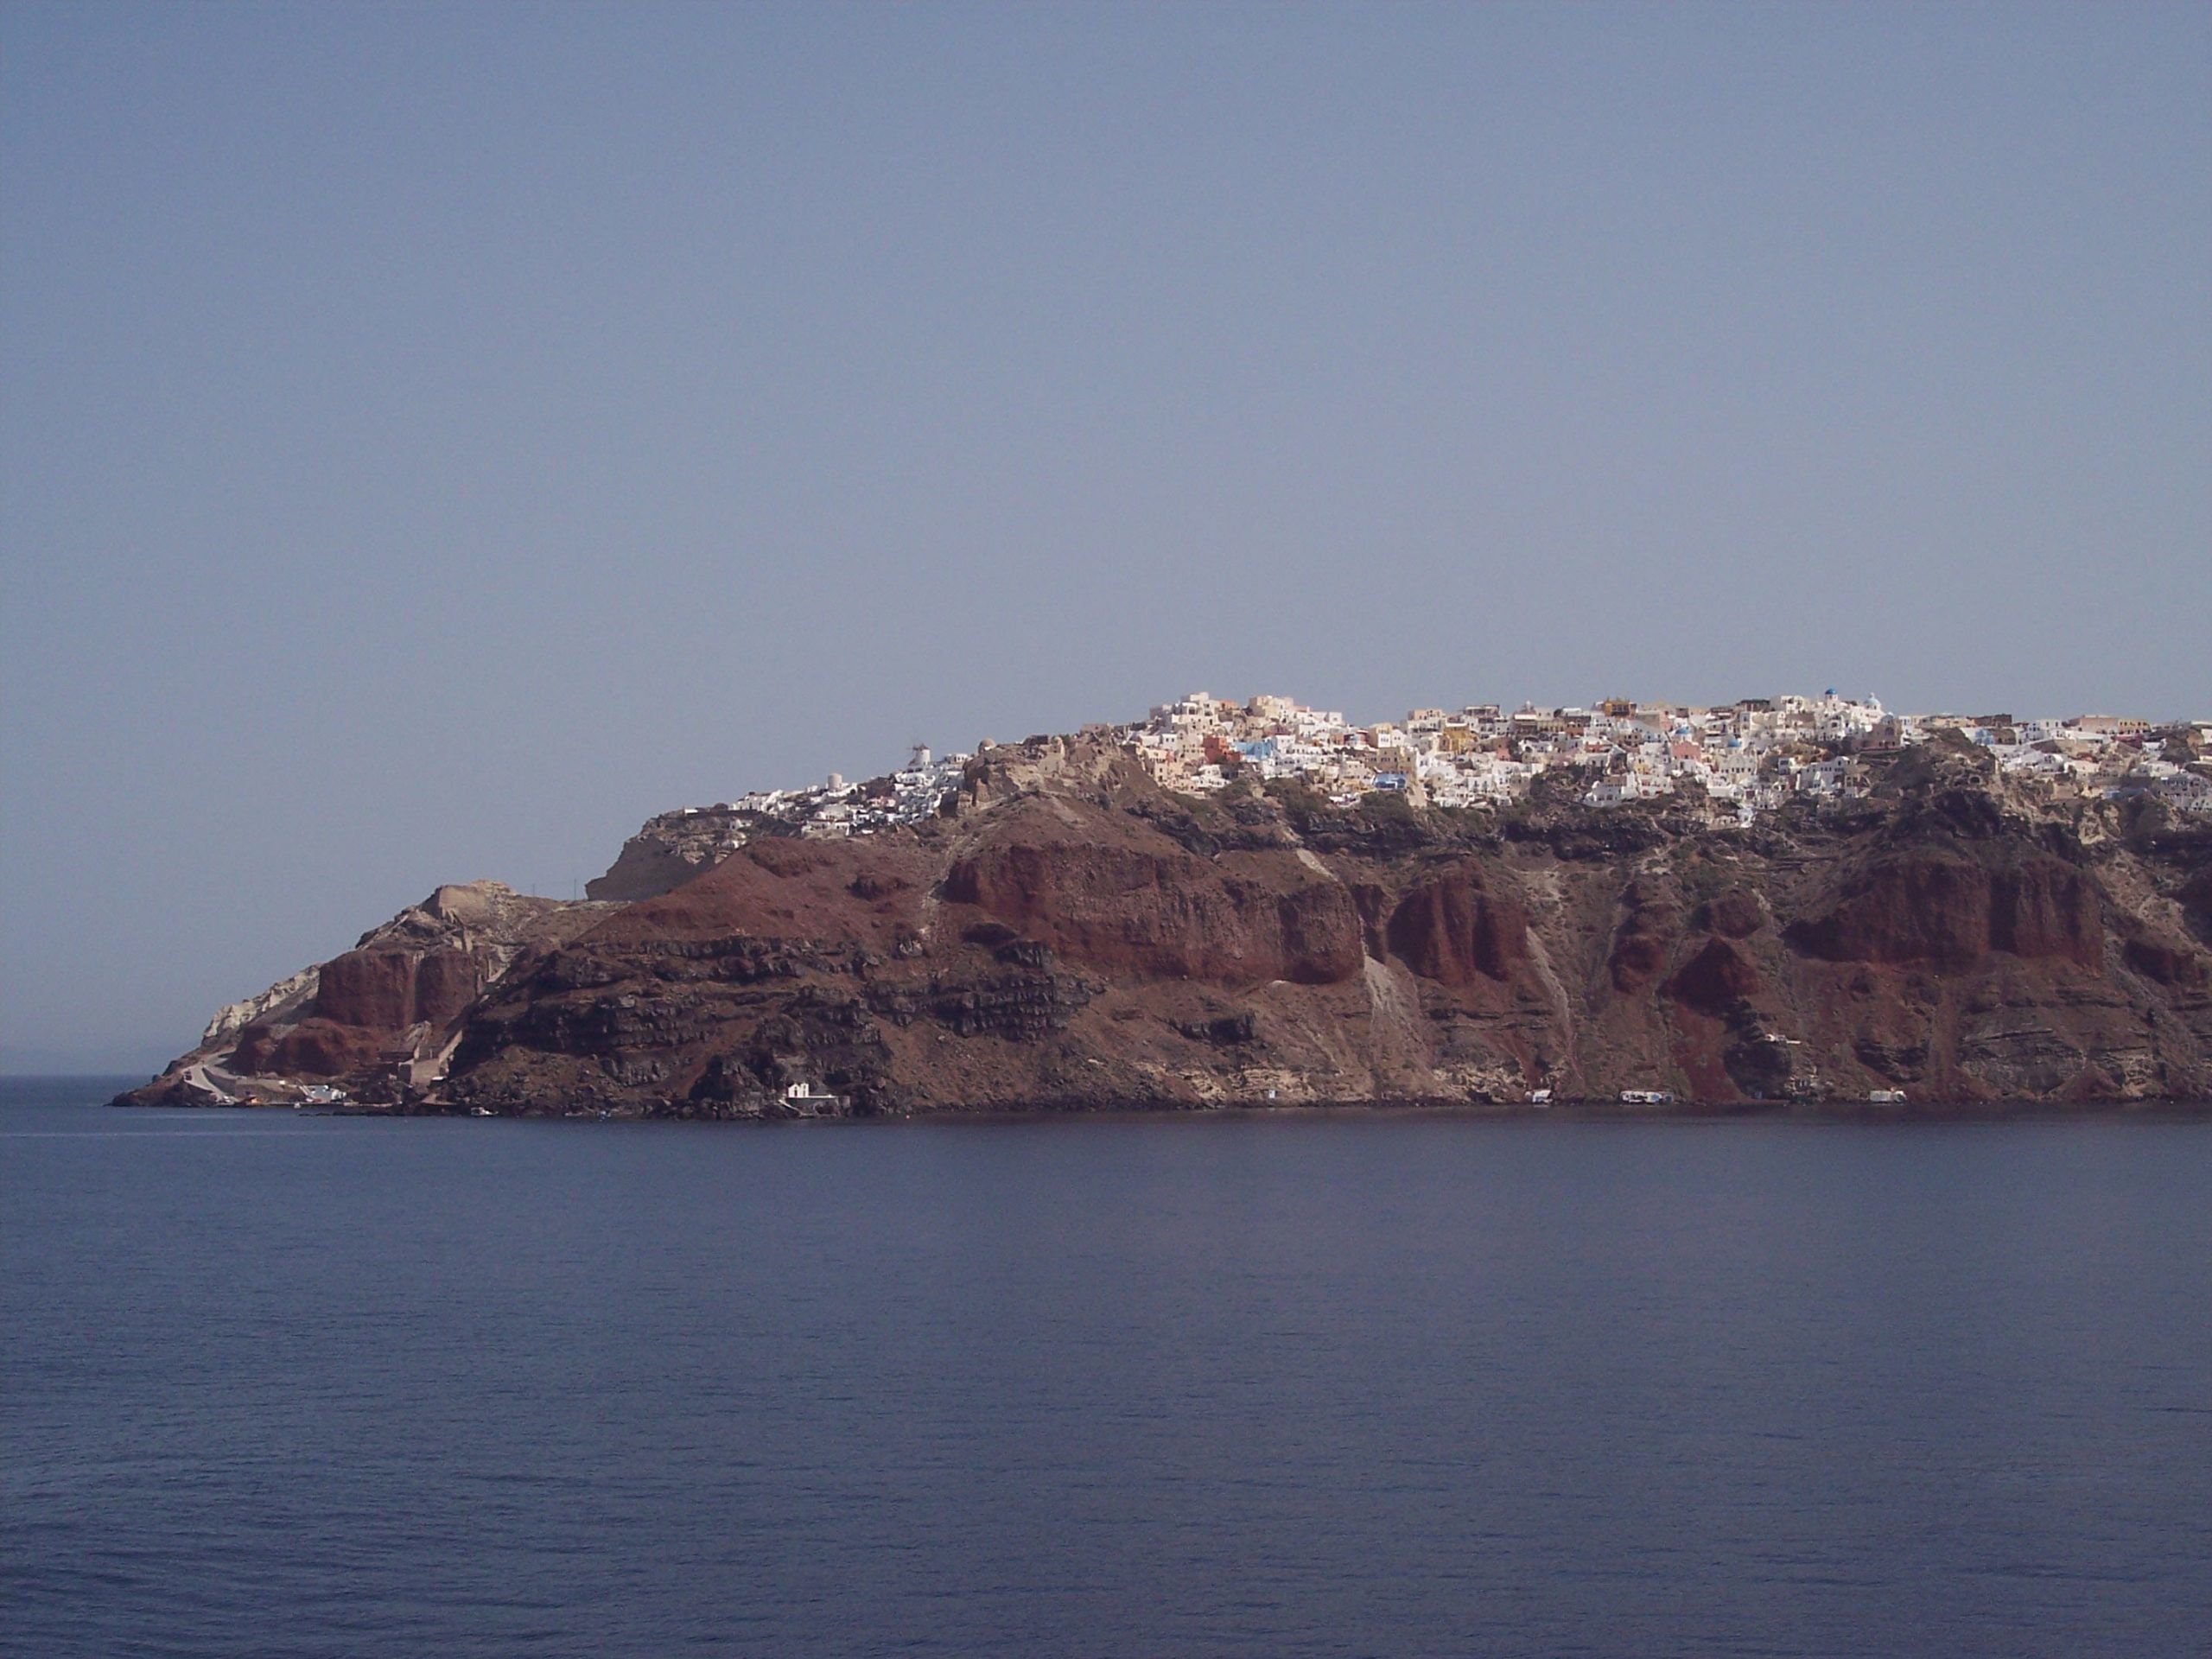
[117, 732, 2212, 1117]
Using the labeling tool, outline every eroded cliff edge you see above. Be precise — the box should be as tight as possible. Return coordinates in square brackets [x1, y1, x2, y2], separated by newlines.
[118, 735, 2212, 1116]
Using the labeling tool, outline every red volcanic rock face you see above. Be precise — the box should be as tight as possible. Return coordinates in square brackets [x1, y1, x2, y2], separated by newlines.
[942, 833, 1363, 988]
[1607, 883, 1681, 994]
[315, 947, 483, 1030]
[2125, 937, 2207, 988]
[252, 1019, 398, 1078]
[1786, 854, 2101, 969]
[1608, 931, 1667, 994]
[224, 946, 491, 1079]
[2178, 869, 2212, 945]
[1666, 937, 1764, 1015]
[411, 950, 483, 1027]
[1272, 878, 1368, 985]
[1384, 861, 1528, 985]
[313, 950, 416, 1027]
[603, 833, 935, 958]
[1987, 861, 2102, 969]
[1696, 889, 1766, 940]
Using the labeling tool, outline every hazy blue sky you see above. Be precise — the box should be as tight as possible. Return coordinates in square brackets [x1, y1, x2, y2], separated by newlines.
[3, 3, 2207, 1071]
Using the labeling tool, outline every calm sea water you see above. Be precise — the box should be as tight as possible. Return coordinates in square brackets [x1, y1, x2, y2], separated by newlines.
[3, 1077, 2209, 1658]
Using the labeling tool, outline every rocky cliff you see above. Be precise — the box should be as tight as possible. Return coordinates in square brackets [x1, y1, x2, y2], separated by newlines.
[128, 881, 619, 1106]
[118, 735, 2212, 1116]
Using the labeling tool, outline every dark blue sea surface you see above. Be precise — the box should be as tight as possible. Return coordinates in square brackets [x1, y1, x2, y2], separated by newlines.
[3, 1077, 2209, 1657]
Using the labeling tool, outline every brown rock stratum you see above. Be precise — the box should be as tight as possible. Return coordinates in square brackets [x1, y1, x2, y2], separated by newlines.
[118, 735, 2212, 1116]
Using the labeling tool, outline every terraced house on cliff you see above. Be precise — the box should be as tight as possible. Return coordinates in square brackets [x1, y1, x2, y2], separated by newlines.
[1109, 690, 2202, 830]
[587, 691, 2206, 856]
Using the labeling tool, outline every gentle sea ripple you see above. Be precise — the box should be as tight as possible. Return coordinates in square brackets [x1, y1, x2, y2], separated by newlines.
[3, 1078, 2209, 1657]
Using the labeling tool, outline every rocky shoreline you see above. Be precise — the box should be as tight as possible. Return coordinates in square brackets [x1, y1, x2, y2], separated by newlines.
[116, 730, 2212, 1118]
[120, 1093, 2212, 1127]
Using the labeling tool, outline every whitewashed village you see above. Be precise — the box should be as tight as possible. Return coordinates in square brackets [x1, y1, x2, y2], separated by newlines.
[655, 691, 2212, 849]
[1116, 692, 2212, 821]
